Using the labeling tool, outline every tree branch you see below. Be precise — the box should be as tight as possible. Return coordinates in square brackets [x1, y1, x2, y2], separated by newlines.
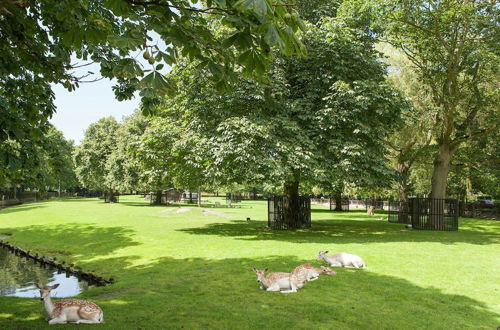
[123, 0, 231, 15]
[451, 125, 498, 146]
[451, 157, 500, 170]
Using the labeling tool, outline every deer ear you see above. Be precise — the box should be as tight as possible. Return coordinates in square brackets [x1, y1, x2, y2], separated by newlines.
[264, 268, 268, 272]
[325, 251, 329, 254]
[35, 283, 41, 289]
[51, 284, 60, 289]
[252, 267, 257, 272]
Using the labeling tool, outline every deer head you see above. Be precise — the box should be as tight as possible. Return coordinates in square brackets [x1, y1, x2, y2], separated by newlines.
[252, 268, 268, 283]
[320, 266, 336, 275]
[35, 283, 59, 301]
[316, 250, 329, 261]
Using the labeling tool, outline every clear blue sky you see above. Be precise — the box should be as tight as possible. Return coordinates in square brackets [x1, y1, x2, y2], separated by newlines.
[50, 76, 140, 144]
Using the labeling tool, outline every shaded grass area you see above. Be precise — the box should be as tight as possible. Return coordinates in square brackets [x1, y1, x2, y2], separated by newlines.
[0, 196, 499, 329]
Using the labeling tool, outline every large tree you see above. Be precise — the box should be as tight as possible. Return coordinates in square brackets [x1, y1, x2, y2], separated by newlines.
[154, 16, 405, 228]
[368, 0, 500, 198]
[73, 117, 120, 195]
[379, 44, 434, 204]
[42, 127, 79, 194]
[106, 111, 149, 192]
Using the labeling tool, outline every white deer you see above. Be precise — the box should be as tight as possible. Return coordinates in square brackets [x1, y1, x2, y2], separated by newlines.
[36, 283, 104, 324]
[317, 251, 367, 269]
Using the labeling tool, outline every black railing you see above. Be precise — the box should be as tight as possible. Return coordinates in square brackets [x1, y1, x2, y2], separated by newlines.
[226, 193, 242, 203]
[388, 200, 411, 224]
[0, 191, 78, 209]
[268, 196, 311, 230]
[459, 202, 499, 220]
[410, 198, 458, 231]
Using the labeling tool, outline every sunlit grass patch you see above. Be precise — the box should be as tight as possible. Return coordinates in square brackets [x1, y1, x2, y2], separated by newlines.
[0, 196, 499, 329]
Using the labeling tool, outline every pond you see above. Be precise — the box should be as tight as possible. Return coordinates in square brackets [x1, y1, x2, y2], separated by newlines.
[0, 242, 92, 298]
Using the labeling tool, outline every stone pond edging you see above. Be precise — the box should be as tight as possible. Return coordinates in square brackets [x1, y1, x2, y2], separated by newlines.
[0, 239, 114, 287]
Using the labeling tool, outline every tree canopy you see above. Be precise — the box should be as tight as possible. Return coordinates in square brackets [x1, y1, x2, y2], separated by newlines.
[361, 0, 500, 198]
[0, 0, 306, 188]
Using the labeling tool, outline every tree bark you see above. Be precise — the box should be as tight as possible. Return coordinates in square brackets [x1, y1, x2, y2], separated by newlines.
[430, 144, 454, 199]
[397, 163, 410, 223]
[189, 191, 193, 204]
[283, 181, 300, 229]
[197, 187, 201, 207]
[428, 143, 457, 228]
[153, 190, 162, 205]
[333, 182, 344, 211]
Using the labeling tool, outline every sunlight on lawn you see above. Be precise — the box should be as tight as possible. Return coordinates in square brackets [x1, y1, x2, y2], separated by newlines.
[0, 196, 499, 329]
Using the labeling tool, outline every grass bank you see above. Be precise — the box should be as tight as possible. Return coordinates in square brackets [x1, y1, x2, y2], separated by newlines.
[0, 195, 499, 329]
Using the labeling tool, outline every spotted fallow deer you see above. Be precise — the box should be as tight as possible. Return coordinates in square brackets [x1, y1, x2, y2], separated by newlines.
[252, 268, 297, 293]
[299, 263, 337, 282]
[36, 284, 104, 324]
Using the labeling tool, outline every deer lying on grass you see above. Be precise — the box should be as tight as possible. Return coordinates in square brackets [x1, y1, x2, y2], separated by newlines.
[280, 264, 337, 293]
[297, 263, 337, 282]
[36, 284, 104, 324]
[252, 268, 296, 293]
[317, 251, 367, 269]
[253, 264, 336, 294]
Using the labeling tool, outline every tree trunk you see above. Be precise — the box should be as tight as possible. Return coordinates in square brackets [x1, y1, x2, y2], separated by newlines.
[189, 191, 193, 204]
[430, 144, 454, 199]
[429, 143, 455, 228]
[333, 182, 344, 211]
[58, 180, 61, 198]
[397, 163, 410, 223]
[283, 181, 300, 229]
[153, 190, 162, 205]
[197, 188, 201, 207]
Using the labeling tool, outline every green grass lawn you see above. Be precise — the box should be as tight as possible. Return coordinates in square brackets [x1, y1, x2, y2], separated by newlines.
[0, 195, 499, 329]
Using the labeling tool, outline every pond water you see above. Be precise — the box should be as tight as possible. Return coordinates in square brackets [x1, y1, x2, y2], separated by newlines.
[0, 244, 92, 298]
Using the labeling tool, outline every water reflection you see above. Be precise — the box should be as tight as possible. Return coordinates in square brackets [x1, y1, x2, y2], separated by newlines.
[0, 247, 91, 298]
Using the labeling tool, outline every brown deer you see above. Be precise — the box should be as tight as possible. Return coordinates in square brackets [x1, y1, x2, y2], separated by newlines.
[36, 284, 104, 324]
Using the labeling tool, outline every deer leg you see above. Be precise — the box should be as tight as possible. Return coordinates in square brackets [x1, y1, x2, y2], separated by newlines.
[48, 317, 67, 325]
[266, 284, 280, 292]
[281, 282, 298, 294]
[75, 319, 100, 324]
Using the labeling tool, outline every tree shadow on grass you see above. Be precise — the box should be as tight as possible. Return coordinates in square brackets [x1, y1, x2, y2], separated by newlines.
[0, 204, 47, 214]
[0, 255, 498, 329]
[178, 218, 500, 245]
[49, 198, 100, 203]
[0, 223, 139, 266]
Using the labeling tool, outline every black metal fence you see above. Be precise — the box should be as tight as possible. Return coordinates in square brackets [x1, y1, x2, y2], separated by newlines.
[330, 197, 349, 211]
[459, 202, 499, 220]
[410, 198, 458, 231]
[268, 196, 311, 230]
[365, 199, 386, 210]
[388, 200, 411, 224]
[0, 191, 77, 208]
